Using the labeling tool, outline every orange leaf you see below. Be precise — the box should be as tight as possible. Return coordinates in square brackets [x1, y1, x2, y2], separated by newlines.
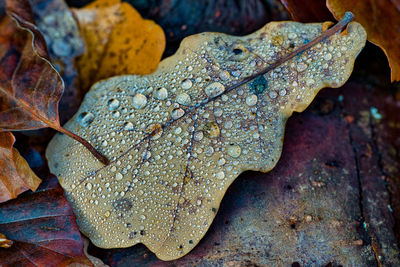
[327, 0, 400, 82]
[0, 132, 41, 203]
[73, 0, 166, 92]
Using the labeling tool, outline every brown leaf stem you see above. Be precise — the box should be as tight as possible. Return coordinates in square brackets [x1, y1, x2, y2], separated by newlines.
[221, 12, 355, 95]
[55, 126, 109, 165]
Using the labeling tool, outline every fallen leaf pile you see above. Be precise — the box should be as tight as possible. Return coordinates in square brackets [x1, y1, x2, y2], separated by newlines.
[46, 14, 366, 260]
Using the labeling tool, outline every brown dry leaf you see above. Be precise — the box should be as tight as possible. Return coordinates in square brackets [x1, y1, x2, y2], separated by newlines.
[73, 0, 166, 92]
[0, 132, 41, 203]
[327, 0, 400, 82]
[46, 16, 366, 260]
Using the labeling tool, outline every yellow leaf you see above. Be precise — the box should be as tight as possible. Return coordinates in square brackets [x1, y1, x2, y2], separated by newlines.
[47, 16, 366, 260]
[73, 0, 166, 91]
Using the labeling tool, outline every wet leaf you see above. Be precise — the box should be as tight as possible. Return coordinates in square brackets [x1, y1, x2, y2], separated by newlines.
[326, 0, 400, 82]
[73, 0, 166, 92]
[46, 15, 366, 260]
[0, 132, 41, 203]
[0, 176, 93, 266]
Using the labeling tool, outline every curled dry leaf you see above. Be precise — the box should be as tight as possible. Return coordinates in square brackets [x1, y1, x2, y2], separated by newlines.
[0, 0, 108, 164]
[0, 0, 63, 131]
[0, 176, 93, 266]
[326, 0, 400, 82]
[0, 132, 41, 203]
[46, 15, 366, 260]
[73, 0, 166, 92]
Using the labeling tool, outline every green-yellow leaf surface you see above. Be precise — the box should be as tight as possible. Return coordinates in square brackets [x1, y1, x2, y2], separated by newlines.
[46, 18, 366, 260]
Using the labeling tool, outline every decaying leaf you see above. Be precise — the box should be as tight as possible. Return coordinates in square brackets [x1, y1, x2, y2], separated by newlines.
[0, 176, 93, 266]
[46, 15, 366, 260]
[73, 0, 166, 92]
[326, 0, 400, 82]
[0, 0, 107, 164]
[0, 132, 41, 203]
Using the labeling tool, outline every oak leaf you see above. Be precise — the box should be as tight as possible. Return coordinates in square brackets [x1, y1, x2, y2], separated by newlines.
[73, 0, 166, 92]
[0, 132, 41, 203]
[0, 176, 94, 266]
[46, 15, 366, 260]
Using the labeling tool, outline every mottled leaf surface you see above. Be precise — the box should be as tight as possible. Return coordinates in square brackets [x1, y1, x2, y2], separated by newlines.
[47, 20, 366, 260]
[0, 132, 41, 203]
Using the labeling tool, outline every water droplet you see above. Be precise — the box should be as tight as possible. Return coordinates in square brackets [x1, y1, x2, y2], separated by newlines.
[324, 53, 332, 60]
[146, 123, 163, 140]
[155, 87, 168, 100]
[176, 93, 191, 106]
[101, 140, 108, 146]
[174, 127, 182, 135]
[205, 146, 214, 156]
[218, 158, 226, 165]
[140, 214, 146, 220]
[107, 98, 120, 111]
[171, 108, 185, 120]
[269, 90, 278, 99]
[246, 94, 258, 106]
[181, 79, 193, 89]
[219, 71, 230, 81]
[288, 32, 297, 39]
[115, 172, 123, 181]
[194, 131, 204, 141]
[104, 210, 111, 218]
[85, 183, 92, 190]
[224, 120, 233, 129]
[112, 110, 120, 118]
[204, 122, 220, 138]
[110, 166, 117, 172]
[204, 82, 225, 98]
[216, 171, 225, 179]
[279, 89, 286, 96]
[306, 78, 315, 86]
[78, 112, 94, 127]
[214, 108, 223, 117]
[124, 122, 134, 131]
[133, 93, 147, 109]
[227, 143, 242, 158]
[296, 62, 307, 72]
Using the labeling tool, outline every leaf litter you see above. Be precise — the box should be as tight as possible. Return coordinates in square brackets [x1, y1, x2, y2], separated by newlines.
[47, 13, 366, 260]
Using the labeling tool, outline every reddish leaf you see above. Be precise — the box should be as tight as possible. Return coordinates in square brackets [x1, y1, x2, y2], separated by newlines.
[0, 176, 93, 267]
[280, 0, 334, 22]
[0, 0, 108, 164]
[0, 131, 41, 203]
[0, 0, 63, 131]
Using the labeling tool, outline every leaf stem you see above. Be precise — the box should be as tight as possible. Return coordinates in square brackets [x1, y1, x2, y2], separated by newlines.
[55, 126, 109, 165]
[224, 12, 355, 93]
